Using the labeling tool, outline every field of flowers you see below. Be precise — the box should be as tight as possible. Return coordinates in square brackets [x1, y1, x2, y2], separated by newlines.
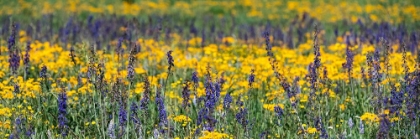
[0, 0, 419, 138]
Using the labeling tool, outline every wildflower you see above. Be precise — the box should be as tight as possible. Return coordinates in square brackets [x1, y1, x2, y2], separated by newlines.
[248, 69, 255, 87]
[259, 131, 268, 139]
[360, 112, 379, 123]
[40, 66, 48, 79]
[156, 89, 168, 131]
[376, 115, 390, 138]
[9, 50, 20, 74]
[343, 41, 354, 80]
[312, 25, 321, 69]
[127, 47, 137, 81]
[263, 31, 273, 57]
[118, 102, 127, 136]
[348, 117, 354, 128]
[181, 81, 191, 108]
[192, 71, 199, 85]
[13, 84, 20, 94]
[107, 119, 116, 139]
[199, 131, 230, 139]
[359, 119, 364, 134]
[24, 41, 31, 74]
[116, 37, 123, 55]
[223, 93, 232, 109]
[139, 77, 151, 111]
[173, 115, 192, 125]
[314, 117, 328, 138]
[307, 127, 317, 134]
[388, 86, 403, 114]
[166, 50, 174, 71]
[57, 88, 68, 137]
[274, 105, 284, 126]
[8, 23, 18, 50]
[130, 102, 139, 124]
[236, 101, 248, 130]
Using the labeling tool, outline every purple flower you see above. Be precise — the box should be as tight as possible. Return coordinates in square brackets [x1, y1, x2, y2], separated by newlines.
[155, 90, 168, 129]
[223, 93, 232, 109]
[118, 102, 127, 136]
[24, 42, 31, 72]
[9, 50, 20, 74]
[166, 50, 174, 71]
[181, 81, 191, 108]
[359, 120, 364, 134]
[130, 102, 139, 124]
[314, 117, 328, 138]
[192, 71, 199, 85]
[139, 77, 151, 111]
[235, 106, 248, 130]
[343, 41, 354, 80]
[13, 83, 20, 94]
[263, 31, 273, 57]
[348, 117, 354, 128]
[40, 66, 48, 79]
[274, 105, 283, 125]
[7, 23, 18, 50]
[57, 89, 68, 137]
[377, 115, 390, 138]
[248, 69, 255, 87]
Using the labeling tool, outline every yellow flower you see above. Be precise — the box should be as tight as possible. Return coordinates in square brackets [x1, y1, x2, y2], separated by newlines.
[339, 104, 345, 111]
[173, 115, 192, 123]
[307, 127, 317, 134]
[199, 131, 230, 139]
[262, 104, 285, 112]
[383, 109, 390, 115]
[360, 112, 379, 123]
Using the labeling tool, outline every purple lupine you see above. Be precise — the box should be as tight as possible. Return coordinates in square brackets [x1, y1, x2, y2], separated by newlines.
[196, 108, 207, 127]
[348, 117, 354, 128]
[155, 89, 168, 130]
[274, 105, 283, 126]
[9, 50, 20, 74]
[376, 115, 390, 138]
[314, 117, 328, 138]
[405, 69, 420, 121]
[263, 31, 273, 57]
[181, 81, 190, 108]
[197, 73, 219, 132]
[57, 89, 68, 137]
[130, 102, 139, 124]
[11, 116, 23, 138]
[70, 46, 77, 65]
[388, 86, 404, 115]
[313, 25, 321, 69]
[223, 93, 232, 109]
[248, 69, 255, 87]
[13, 83, 20, 94]
[24, 42, 31, 74]
[235, 106, 248, 130]
[118, 102, 127, 136]
[116, 37, 123, 55]
[40, 66, 47, 79]
[192, 71, 199, 86]
[359, 119, 364, 134]
[166, 50, 174, 71]
[25, 125, 33, 137]
[7, 23, 18, 50]
[127, 48, 136, 81]
[139, 77, 151, 111]
[343, 40, 354, 80]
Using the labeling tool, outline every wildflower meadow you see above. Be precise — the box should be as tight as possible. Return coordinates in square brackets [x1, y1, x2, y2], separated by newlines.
[0, 0, 419, 138]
